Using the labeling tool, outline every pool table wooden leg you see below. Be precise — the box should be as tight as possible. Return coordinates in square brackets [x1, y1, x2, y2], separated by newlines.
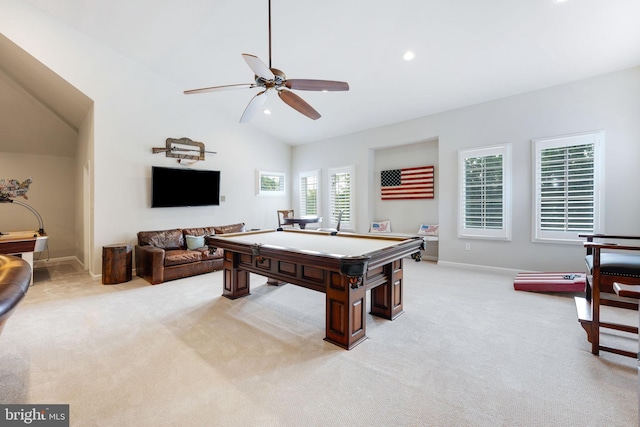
[221, 251, 251, 299]
[370, 259, 404, 320]
[325, 272, 367, 350]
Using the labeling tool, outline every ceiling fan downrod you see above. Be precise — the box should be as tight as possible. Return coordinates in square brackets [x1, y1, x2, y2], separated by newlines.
[268, 0, 272, 69]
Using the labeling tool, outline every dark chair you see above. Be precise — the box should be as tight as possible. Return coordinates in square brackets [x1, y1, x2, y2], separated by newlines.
[575, 234, 640, 357]
[277, 210, 295, 228]
[318, 211, 343, 234]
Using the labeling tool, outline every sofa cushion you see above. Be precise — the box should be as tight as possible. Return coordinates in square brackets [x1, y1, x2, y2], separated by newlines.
[164, 249, 202, 267]
[585, 253, 640, 278]
[185, 235, 206, 250]
[182, 227, 216, 238]
[213, 223, 246, 234]
[192, 247, 224, 260]
[138, 229, 184, 250]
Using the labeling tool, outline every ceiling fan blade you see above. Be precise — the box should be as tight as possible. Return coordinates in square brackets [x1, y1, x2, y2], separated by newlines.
[184, 83, 255, 95]
[240, 90, 269, 123]
[278, 89, 321, 120]
[242, 53, 275, 80]
[284, 79, 349, 91]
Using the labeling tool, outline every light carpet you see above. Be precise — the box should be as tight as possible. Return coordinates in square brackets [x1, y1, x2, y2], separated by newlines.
[0, 259, 637, 426]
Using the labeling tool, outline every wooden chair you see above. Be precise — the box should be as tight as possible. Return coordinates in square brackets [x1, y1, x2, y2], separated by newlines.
[277, 210, 295, 228]
[575, 234, 640, 357]
[318, 210, 343, 234]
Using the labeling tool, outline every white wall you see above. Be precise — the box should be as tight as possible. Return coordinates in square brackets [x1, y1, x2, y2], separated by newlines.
[75, 105, 94, 268]
[0, 152, 76, 259]
[373, 140, 439, 233]
[1, 1, 291, 275]
[294, 67, 640, 271]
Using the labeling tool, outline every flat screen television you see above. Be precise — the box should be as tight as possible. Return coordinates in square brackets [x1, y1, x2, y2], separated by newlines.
[151, 166, 221, 207]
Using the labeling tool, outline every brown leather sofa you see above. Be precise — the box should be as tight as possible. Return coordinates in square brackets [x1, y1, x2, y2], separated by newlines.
[0, 254, 31, 335]
[135, 223, 245, 285]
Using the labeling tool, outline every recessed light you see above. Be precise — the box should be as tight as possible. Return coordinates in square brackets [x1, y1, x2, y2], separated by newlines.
[263, 109, 271, 115]
[403, 51, 415, 61]
[554, 0, 569, 3]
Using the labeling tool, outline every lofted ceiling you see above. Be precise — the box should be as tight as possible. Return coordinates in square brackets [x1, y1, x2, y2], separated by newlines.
[0, 34, 92, 157]
[5, 0, 640, 147]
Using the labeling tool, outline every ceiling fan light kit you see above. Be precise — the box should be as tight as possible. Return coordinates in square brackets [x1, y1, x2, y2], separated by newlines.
[183, 0, 349, 123]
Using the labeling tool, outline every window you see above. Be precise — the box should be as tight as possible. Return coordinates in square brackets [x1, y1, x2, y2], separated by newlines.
[328, 166, 355, 230]
[458, 144, 511, 240]
[299, 170, 320, 216]
[256, 170, 285, 196]
[533, 130, 604, 243]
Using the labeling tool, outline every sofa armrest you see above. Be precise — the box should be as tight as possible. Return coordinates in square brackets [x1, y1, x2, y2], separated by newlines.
[0, 255, 31, 335]
[135, 245, 165, 285]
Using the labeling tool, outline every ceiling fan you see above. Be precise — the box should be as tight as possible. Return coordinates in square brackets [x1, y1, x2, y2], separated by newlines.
[183, 0, 349, 123]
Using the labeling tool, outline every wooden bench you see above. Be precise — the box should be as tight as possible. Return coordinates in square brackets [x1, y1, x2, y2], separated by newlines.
[575, 234, 640, 357]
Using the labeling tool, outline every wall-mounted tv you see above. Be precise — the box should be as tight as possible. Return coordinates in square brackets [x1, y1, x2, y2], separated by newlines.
[151, 166, 221, 208]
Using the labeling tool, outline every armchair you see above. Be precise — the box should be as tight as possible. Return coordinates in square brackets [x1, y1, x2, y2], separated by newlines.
[0, 255, 31, 335]
[575, 234, 640, 357]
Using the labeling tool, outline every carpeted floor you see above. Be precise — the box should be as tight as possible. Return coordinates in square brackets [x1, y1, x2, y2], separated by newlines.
[0, 258, 637, 426]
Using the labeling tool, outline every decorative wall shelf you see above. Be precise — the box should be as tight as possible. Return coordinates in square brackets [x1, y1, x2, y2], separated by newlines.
[152, 137, 216, 162]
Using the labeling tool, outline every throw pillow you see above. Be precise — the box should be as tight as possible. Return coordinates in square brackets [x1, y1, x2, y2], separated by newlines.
[185, 234, 205, 250]
[417, 224, 439, 236]
[370, 220, 391, 233]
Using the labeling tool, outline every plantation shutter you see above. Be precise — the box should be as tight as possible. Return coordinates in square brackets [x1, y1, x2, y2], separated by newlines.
[299, 172, 319, 216]
[532, 130, 603, 243]
[464, 155, 504, 229]
[538, 143, 595, 232]
[257, 170, 285, 196]
[329, 166, 354, 229]
[260, 174, 284, 192]
[458, 144, 511, 240]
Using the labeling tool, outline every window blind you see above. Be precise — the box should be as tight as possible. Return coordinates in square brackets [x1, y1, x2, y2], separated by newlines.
[300, 173, 318, 216]
[329, 167, 353, 227]
[539, 143, 595, 232]
[463, 155, 504, 230]
[260, 173, 285, 192]
[458, 144, 511, 240]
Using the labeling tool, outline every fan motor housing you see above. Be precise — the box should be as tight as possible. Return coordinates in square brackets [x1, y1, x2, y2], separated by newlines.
[255, 68, 286, 87]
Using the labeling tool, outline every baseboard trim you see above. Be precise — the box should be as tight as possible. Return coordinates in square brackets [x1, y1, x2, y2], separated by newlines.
[33, 255, 82, 269]
[33, 256, 103, 281]
[437, 260, 520, 275]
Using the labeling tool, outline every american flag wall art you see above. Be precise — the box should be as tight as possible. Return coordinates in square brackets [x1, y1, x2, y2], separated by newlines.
[380, 165, 434, 200]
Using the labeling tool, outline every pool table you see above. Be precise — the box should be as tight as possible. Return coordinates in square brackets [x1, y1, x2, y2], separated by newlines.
[205, 229, 423, 350]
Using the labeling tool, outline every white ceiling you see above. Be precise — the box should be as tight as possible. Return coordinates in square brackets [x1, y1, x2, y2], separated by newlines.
[15, 0, 640, 145]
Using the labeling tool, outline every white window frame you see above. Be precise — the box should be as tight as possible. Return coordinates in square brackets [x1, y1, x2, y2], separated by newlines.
[299, 169, 321, 217]
[256, 170, 285, 196]
[328, 165, 355, 231]
[532, 130, 605, 244]
[458, 144, 512, 240]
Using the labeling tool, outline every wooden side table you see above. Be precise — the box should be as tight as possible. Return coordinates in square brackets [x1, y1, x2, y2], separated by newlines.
[102, 244, 132, 284]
